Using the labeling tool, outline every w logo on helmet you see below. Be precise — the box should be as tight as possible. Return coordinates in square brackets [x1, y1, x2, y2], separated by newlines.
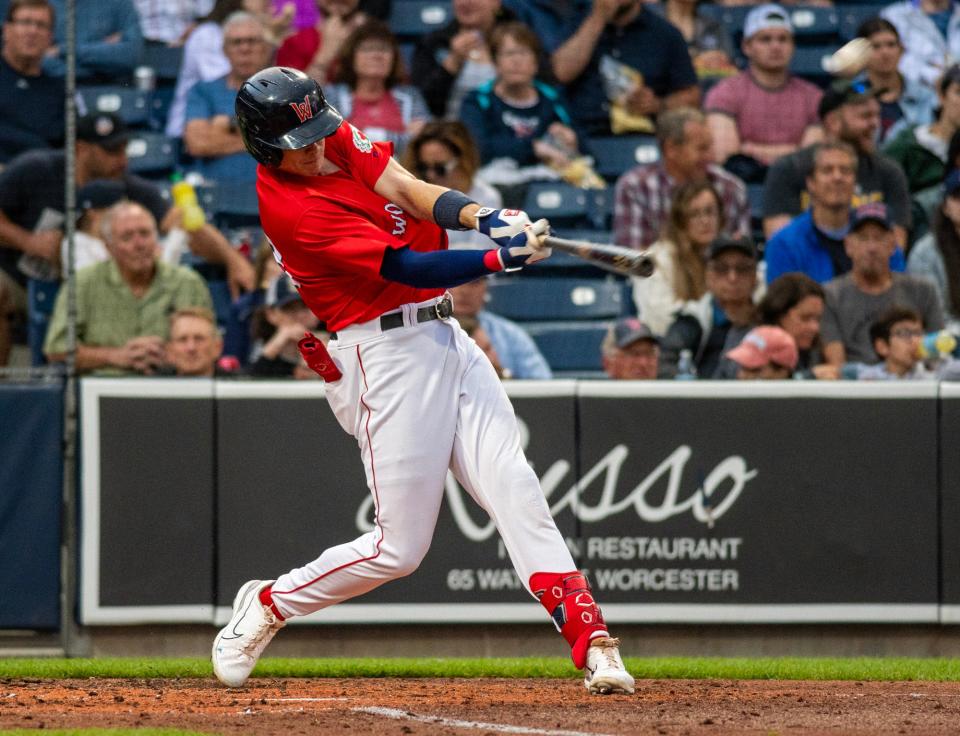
[289, 95, 313, 123]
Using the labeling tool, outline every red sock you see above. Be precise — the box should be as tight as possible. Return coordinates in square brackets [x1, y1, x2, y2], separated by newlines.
[529, 571, 608, 669]
[259, 585, 285, 621]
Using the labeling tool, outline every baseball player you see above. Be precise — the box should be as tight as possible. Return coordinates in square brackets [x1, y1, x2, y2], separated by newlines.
[212, 66, 634, 695]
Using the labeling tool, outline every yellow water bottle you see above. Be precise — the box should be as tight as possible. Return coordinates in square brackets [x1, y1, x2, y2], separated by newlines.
[170, 174, 206, 232]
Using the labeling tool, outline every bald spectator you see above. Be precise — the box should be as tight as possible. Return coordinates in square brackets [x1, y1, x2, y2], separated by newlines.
[0, 0, 64, 163]
[705, 4, 822, 184]
[0, 111, 255, 365]
[601, 317, 660, 379]
[164, 307, 225, 377]
[44, 202, 214, 375]
[614, 107, 750, 250]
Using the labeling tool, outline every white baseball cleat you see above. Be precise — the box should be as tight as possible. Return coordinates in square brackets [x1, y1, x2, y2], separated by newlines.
[212, 579, 285, 687]
[583, 637, 635, 695]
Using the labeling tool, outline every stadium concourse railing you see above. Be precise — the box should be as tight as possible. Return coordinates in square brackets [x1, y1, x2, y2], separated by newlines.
[3, 377, 960, 631]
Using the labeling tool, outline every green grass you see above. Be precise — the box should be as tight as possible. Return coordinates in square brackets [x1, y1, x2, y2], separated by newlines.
[3, 656, 960, 682]
[0, 731, 211, 735]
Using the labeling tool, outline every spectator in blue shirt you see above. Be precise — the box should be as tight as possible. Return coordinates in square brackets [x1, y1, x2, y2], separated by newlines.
[0, 0, 64, 163]
[450, 276, 553, 380]
[765, 141, 906, 284]
[460, 21, 581, 169]
[44, 0, 143, 81]
[528, 0, 699, 136]
[183, 11, 272, 184]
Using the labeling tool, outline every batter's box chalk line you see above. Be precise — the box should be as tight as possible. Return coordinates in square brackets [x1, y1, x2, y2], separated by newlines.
[353, 706, 619, 736]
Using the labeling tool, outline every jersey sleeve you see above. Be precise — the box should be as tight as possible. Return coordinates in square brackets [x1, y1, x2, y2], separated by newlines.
[324, 122, 392, 191]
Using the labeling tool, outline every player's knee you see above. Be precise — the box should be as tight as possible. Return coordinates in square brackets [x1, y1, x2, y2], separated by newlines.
[379, 540, 430, 578]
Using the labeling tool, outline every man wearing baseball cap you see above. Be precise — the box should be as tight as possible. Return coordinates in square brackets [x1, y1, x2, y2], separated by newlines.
[821, 201, 943, 365]
[660, 235, 759, 378]
[601, 316, 660, 379]
[726, 325, 799, 379]
[0, 110, 255, 366]
[762, 77, 911, 245]
[705, 4, 822, 183]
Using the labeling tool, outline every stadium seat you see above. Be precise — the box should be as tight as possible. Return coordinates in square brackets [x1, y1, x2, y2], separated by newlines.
[210, 181, 260, 228]
[838, 4, 887, 40]
[589, 188, 615, 230]
[587, 135, 659, 180]
[787, 6, 840, 40]
[125, 131, 177, 177]
[789, 45, 836, 84]
[27, 278, 59, 366]
[138, 44, 184, 83]
[485, 276, 628, 321]
[523, 320, 609, 373]
[522, 181, 590, 227]
[77, 85, 151, 127]
[389, 0, 452, 37]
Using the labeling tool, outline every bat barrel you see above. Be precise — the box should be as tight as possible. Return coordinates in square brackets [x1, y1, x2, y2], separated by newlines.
[543, 236, 655, 278]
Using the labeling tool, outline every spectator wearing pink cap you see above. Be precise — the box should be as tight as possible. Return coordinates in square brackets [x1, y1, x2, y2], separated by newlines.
[705, 3, 822, 183]
[601, 317, 660, 380]
[726, 325, 798, 380]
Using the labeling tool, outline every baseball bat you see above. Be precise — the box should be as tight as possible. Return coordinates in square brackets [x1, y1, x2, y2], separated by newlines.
[542, 236, 655, 278]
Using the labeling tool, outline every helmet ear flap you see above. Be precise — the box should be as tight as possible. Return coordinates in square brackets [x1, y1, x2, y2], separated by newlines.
[239, 125, 282, 166]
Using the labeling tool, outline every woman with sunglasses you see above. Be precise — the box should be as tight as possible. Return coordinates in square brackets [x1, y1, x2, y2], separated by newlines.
[323, 19, 431, 154]
[460, 22, 582, 174]
[400, 121, 502, 249]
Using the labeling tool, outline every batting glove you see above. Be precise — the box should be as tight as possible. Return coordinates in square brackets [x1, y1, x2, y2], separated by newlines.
[475, 207, 534, 246]
[495, 219, 552, 272]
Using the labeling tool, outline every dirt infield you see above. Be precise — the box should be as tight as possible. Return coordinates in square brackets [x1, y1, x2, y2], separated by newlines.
[3, 677, 960, 735]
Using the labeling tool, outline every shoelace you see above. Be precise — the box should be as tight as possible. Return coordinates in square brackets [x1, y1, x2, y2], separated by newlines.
[589, 637, 623, 671]
[240, 610, 281, 657]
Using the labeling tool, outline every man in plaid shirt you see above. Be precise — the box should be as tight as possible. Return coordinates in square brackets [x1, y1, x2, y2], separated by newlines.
[613, 107, 750, 250]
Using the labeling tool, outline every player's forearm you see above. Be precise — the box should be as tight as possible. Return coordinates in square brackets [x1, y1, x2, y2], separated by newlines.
[380, 245, 502, 288]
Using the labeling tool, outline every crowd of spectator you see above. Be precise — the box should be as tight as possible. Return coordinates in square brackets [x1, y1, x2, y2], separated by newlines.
[1, 0, 960, 382]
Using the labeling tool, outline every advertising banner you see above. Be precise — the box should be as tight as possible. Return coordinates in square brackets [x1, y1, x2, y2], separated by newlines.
[79, 379, 942, 625]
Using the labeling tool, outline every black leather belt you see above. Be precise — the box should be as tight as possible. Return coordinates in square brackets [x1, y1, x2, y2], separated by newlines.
[331, 294, 453, 339]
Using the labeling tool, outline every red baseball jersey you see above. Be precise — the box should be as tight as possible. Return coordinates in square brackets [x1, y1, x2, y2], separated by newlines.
[256, 122, 446, 332]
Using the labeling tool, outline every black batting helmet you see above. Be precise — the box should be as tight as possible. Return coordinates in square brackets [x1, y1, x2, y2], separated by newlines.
[235, 66, 343, 167]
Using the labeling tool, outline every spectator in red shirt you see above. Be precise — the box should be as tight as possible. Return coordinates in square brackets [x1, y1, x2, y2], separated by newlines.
[275, 0, 365, 81]
[705, 3, 822, 183]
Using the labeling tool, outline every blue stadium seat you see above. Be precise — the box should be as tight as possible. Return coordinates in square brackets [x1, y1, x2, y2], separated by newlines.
[589, 188, 615, 230]
[787, 6, 840, 40]
[522, 320, 609, 373]
[139, 44, 184, 83]
[125, 131, 177, 177]
[77, 86, 151, 127]
[211, 181, 260, 228]
[747, 183, 765, 222]
[485, 276, 628, 321]
[522, 181, 590, 227]
[389, 0, 452, 37]
[838, 4, 887, 40]
[587, 135, 659, 180]
[28, 279, 59, 366]
[789, 45, 836, 84]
